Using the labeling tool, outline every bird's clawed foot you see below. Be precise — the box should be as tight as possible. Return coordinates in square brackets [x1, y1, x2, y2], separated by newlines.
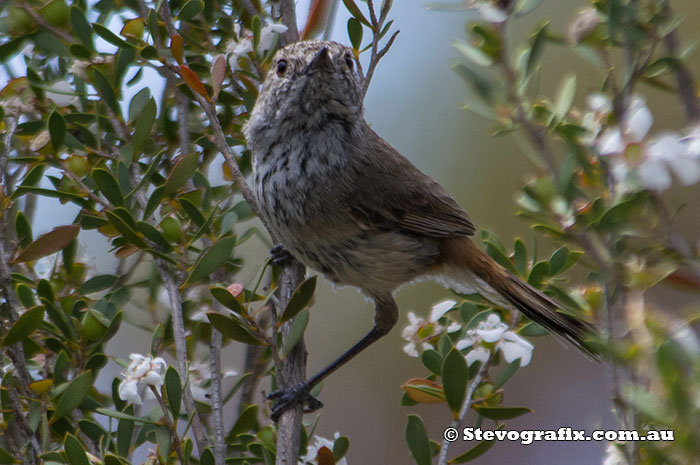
[267, 383, 323, 422]
[270, 244, 292, 267]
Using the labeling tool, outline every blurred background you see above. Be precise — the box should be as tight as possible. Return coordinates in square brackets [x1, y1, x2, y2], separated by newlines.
[6, 0, 700, 463]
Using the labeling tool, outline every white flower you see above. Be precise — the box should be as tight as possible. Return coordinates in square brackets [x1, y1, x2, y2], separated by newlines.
[497, 331, 534, 366]
[118, 354, 167, 405]
[595, 96, 652, 156]
[430, 299, 457, 321]
[401, 312, 436, 357]
[30, 130, 51, 151]
[46, 80, 79, 107]
[69, 60, 91, 80]
[456, 314, 534, 367]
[299, 433, 347, 465]
[3, 96, 34, 115]
[259, 23, 288, 51]
[602, 442, 627, 465]
[188, 361, 238, 402]
[587, 92, 612, 114]
[466, 1, 508, 23]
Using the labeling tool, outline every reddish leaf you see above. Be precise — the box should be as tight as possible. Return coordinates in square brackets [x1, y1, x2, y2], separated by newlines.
[13, 224, 80, 263]
[170, 33, 184, 65]
[211, 54, 226, 100]
[664, 269, 700, 292]
[401, 378, 445, 404]
[316, 446, 336, 465]
[301, 0, 333, 40]
[180, 65, 210, 102]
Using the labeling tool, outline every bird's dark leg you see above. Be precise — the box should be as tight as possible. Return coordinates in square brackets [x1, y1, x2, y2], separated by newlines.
[268, 296, 398, 421]
[270, 244, 293, 266]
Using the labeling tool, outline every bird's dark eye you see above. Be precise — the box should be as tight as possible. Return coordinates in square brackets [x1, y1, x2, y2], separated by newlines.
[276, 59, 288, 76]
[345, 55, 354, 70]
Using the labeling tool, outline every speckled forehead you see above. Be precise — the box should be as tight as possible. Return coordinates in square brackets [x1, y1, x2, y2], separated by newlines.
[275, 40, 351, 64]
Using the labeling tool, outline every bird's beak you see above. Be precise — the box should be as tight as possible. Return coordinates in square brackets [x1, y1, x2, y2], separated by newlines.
[305, 46, 333, 74]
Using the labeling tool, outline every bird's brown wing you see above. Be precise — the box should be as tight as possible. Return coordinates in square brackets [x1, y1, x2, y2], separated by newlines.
[347, 128, 476, 238]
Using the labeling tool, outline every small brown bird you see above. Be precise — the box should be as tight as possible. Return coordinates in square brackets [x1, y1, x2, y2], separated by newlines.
[243, 40, 594, 420]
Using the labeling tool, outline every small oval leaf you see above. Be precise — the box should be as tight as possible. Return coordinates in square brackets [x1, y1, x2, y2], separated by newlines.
[13, 224, 80, 263]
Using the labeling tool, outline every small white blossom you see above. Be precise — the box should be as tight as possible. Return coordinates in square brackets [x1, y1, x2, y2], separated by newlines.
[466, 1, 508, 23]
[3, 96, 34, 115]
[602, 442, 627, 465]
[226, 23, 287, 72]
[430, 299, 457, 321]
[188, 361, 238, 402]
[69, 60, 92, 80]
[401, 312, 437, 357]
[118, 354, 167, 405]
[46, 80, 79, 107]
[456, 313, 534, 367]
[299, 433, 347, 465]
[259, 23, 288, 51]
[30, 130, 51, 151]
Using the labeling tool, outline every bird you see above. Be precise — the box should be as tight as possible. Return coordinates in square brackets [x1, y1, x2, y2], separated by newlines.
[242, 40, 595, 420]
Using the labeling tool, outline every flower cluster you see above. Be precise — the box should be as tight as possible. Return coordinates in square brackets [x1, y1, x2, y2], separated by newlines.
[401, 300, 534, 367]
[465, 0, 508, 23]
[226, 22, 288, 71]
[298, 433, 348, 465]
[585, 93, 700, 193]
[118, 354, 167, 405]
[455, 313, 534, 367]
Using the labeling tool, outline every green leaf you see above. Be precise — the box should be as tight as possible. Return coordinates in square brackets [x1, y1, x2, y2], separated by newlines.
[513, 238, 527, 277]
[143, 185, 165, 219]
[333, 436, 350, 461]
[105, 211, 147, 248]
[184, 236, 237, 287]
[92, 168, 124, 206]
[78, 274, 118, 294]
[442, 348, 468, 415]
[2, 306, 44, 346]
[64, 434, 90, 465]
[451, 424, 503, 463]
[13, 224, 80, 263]
[405, 415, 431, 465]
[14, 211, 32, 248]
[96, 407, 159, 424]
[347, 18, 363, 50]
[165, 153, 198, 195]
[473, 405, 532, 420]
[54, 371, 93, 419]
[210, 285, 246, 315]
[282, 309, 309, 356]
[484, 241, 516, 274]
[454, 39, 493, 67]
[493, 360, 519, 389]
[165, 367, 182, 417]
[70, 7, 93, 51]
[0, 448, 14, 465]
[48, 111, 66, 151]
[342, 0, 371, 28]
[136, 221, 173, 252]
[206, 313, 264, 345]
[554, 73, 576, 121]
[513, 0, 545, 16]
[280, 276, 317, 323]
[132, 97, 156, 157]
[178, 0, 204, 20]
[92, 23, 131, 49]
[92, 69, 120, 115]
[525, 21, 548, 76]
[527, 260, 549, 288]
[228, 404, 258, 438]
[421, 349, 442, 376]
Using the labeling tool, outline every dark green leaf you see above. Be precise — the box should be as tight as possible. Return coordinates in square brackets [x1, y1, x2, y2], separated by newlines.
[473, 405, 532, 420]
[143, 185, 165, 219]
[210, 285, 246, 315]
[333, 436, 350, 461]
[92, 168, 124, 206]
[342, 0, 371, 27]
[184, 235, 237, 287]
[493, 360, 519, 389]
[54, 371, 93, 419]
[405, 415, 431, 465]
[92, 23, 131, 49]
[136, 221, 173, 252]
[347, 18, 363, 50]
[549, 246, 569, 275]
[442, 348, 468, 415]
[15, 211, 33, 248]
[92, 69, 120, 115]
[49, 111, 66, 151]
[2, 306, 44, 346]
[96, 407, 159, 424]
[178, 0, 204, 20]
[70, 7, 93, 51]
[13, 224, 80, 263]
[133, 98, 156, 157]
[229, 404, 259, 438]
[527, 261, 549, 288]
[513, 238, 527, 277]
[280, 276, 317, 323]
[165, 367, 182, 417]
[421, 349, 442, 376]
[165, 153, 198, 195]
[64, 434, 90, 465]
[104, 211, 147, 248]
[0, 448, 13, 465]
[525, 22, 548, 76]
[282, 308, 309, 356]
[206, 313, 264, 345]
[78, 274, 118, 294]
